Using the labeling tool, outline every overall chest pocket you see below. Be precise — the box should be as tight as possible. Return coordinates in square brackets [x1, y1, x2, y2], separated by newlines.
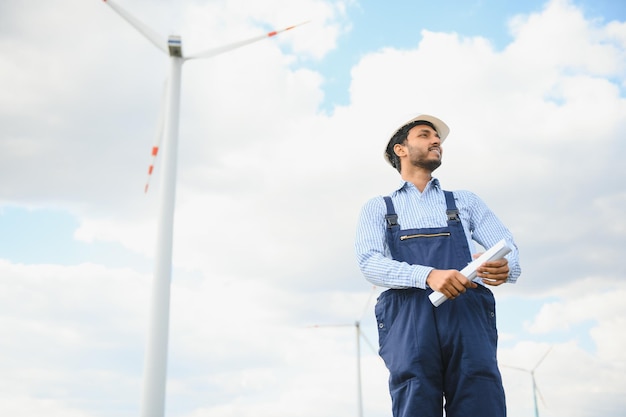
[392, 227, 456, 270]
[400, 231, 451, 241]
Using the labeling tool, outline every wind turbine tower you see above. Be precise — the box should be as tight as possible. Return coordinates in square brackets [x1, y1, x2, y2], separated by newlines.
[100, 2, 306, 417]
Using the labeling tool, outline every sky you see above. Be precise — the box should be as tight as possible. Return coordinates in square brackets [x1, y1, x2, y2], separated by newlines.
[1, 0, 625, 416]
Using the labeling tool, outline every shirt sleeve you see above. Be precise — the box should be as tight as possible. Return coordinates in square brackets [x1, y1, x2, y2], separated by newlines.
[463, 191, 522, 283]
[354, 196, 434, 289]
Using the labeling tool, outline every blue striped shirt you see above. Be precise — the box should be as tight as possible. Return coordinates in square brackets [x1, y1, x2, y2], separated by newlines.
[355, 178, 521, 289]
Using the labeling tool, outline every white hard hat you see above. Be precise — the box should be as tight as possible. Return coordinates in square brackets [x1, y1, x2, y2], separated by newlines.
[384, 114, 450, 168]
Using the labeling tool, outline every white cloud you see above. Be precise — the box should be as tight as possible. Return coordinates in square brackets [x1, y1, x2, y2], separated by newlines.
[0, 260, 147, 416]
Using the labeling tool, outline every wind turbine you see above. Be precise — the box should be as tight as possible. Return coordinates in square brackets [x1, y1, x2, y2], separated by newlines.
[310, 286, 380, 417]
[502, 346, 553, 417]
[100, 2, 306, 417]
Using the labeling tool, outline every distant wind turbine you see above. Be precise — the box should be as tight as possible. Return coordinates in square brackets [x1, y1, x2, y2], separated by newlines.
[310, 286, 380, 417]
[100, 2, 307, 417]
[502, 346, 553, 417]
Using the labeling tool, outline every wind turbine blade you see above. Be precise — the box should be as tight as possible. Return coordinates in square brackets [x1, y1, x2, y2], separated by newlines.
[500, 364, 529, 373]
[358, 286, 377, 321]
[187, 21, 310, 60]
[533, 346, 553, 371]
[145, 145, 159, 194]
[308, 323, 354, 329]
[145, 80, 168, 193]
[103, 0, 168, 54]
[359, 331, 379, 356]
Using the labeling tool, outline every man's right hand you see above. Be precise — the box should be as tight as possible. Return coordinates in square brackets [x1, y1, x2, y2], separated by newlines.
[426, 269, 478, 300]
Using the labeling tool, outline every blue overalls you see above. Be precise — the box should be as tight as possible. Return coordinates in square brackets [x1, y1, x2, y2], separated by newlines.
[375, 191, 506, 417]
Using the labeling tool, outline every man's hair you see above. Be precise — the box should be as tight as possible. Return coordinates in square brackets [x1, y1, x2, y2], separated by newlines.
[385, 120, 437, 173]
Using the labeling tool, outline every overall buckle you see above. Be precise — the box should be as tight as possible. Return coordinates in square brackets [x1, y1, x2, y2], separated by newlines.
[446, 209, 460, 222]
[385, 214, 398, 228]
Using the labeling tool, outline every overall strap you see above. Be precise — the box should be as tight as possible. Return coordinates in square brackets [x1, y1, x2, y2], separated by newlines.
[444, 191, 460, 222]
[444, 190, 472, 264]
[383, 196, 398, 229]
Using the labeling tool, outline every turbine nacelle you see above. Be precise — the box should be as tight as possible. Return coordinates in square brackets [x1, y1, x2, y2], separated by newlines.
[167, 36, 183, 58]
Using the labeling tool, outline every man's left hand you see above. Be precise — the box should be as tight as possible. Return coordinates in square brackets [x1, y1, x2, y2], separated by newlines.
[475, 256, 509, 286]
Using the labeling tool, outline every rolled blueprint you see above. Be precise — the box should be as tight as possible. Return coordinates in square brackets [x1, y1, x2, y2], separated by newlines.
[428, 239, 512, 307]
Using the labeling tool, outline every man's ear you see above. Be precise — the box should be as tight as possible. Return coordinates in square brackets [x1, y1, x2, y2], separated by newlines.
[393, 143, 407, 158]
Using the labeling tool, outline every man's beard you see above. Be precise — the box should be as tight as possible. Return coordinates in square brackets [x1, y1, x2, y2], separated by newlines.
[412, 158, 442, 172]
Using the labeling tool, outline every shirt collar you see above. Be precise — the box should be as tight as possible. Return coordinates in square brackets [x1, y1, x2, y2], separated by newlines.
[395, 177, 441, 192]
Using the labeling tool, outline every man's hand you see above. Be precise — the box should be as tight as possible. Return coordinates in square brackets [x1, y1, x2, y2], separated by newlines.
[426, 269, 477, 300]
[475, 255, 510, 286]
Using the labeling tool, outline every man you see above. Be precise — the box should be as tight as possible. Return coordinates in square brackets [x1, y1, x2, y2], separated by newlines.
[355, 114, 521, 417]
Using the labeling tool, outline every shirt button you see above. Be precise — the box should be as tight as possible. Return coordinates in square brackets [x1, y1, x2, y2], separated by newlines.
[378, 322, 385, 329]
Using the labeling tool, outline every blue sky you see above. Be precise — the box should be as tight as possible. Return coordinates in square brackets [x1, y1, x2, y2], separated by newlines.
[0, 207, 152, 270]
[1, 0, 625, 416]
[315, 0, 626, 108]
